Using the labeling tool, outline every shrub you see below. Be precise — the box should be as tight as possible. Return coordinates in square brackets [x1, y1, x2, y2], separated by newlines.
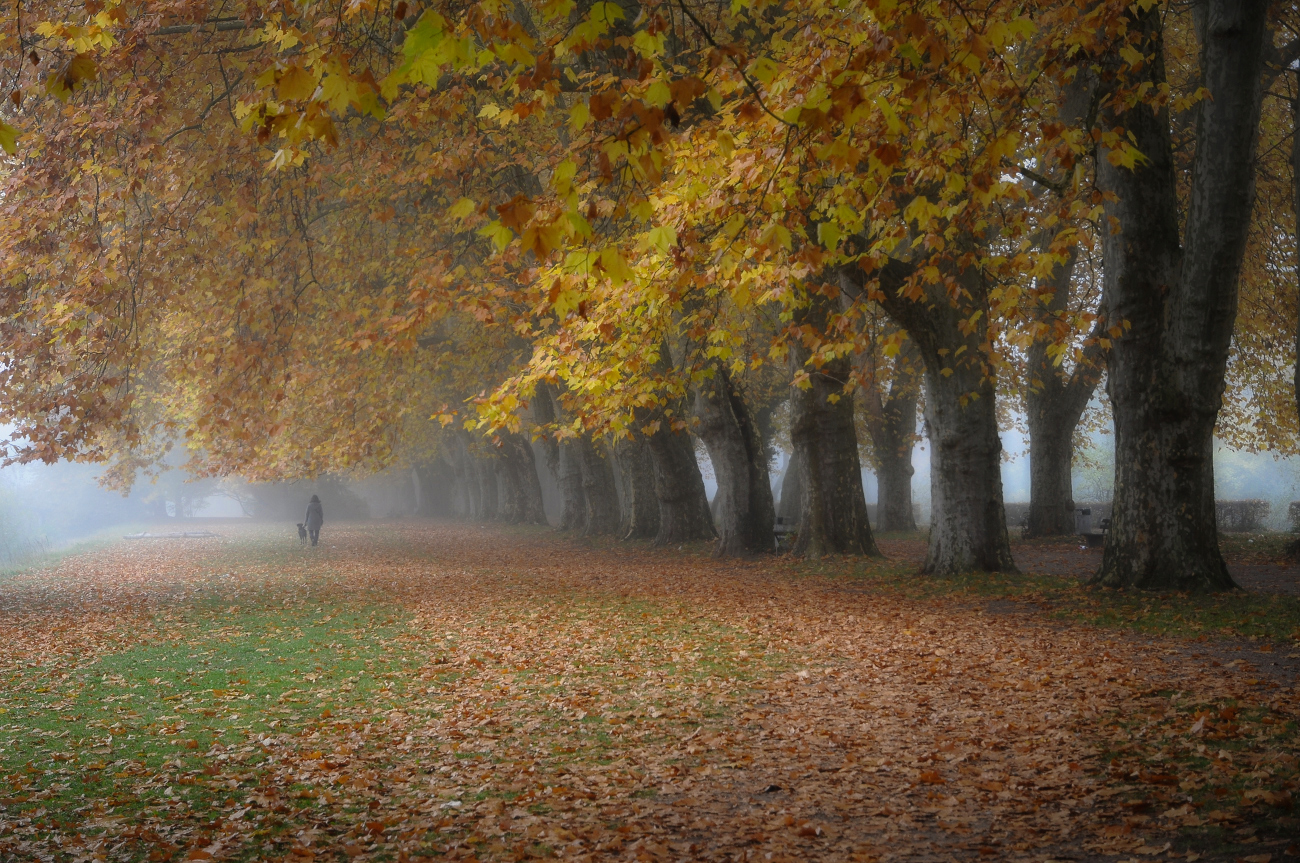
[1215, 500, 1270, 533]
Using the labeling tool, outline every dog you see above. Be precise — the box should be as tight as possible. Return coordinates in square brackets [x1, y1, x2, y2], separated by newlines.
[297, 523, 309, 547]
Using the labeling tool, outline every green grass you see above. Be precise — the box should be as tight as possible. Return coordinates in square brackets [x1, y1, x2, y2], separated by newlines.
[0, 600, 418, 799]
[1216, 531, 1295, 561]
[0, 522, 158, 578]
[0, 531, 783, 860]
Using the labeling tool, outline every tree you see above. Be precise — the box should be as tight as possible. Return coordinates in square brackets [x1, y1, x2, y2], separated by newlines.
[786, 289, 881, 558]
[612, 436, 660, 539]
[858, 257, 1016, 575]
[8, 0, 1290, 598]
[1092, 0, 1269, 591]
[856, 320, 921, 533]
[1023, 242, 1106, 537]
[694, 362, 776, 555]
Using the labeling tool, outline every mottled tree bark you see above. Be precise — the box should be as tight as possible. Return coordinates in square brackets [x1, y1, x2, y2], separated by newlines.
[576, 435, 621, 536]
[1024, 244, 1106, 537]
[451, 436, 482, 519]
[613, 435, 660, 539]
[1293, 72, 1300, 442]
[646, 421, 715, 545]
[556, 439, 587, 531]
[495, 432, 549, 525]
[475, 454, 499, 522]
[776, 454, 804, 527]
[862, 261, 1016, 575]
[1093, 0, 1266, 591]
[535, 382, 588, 532]
[861, 339, 921, 533]
[694, 364, 776, 556]
[788, 293, 881, 558]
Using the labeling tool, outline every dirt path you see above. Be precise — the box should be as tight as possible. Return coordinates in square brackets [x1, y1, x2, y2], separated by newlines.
[0, 523, 1297, 862]
[1010, 542, 1300, 596]
[880, 535, 1300, 596]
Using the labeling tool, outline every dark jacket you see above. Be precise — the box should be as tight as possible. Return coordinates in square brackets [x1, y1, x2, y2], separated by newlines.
[305, 499, 324, 530]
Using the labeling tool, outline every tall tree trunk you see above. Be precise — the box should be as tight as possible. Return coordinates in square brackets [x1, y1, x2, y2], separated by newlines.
[496, 432, 549, 525]
[646, 421, 715, 545]
[1024, 246, 1106, 537]
[788, 293, 881, 558]
[922, 369, 1014, 573]
[410, 468, 425, 516]
[535, 381, 588, 531]
[694, 364, 776, 556]
[613, 435, 660, 539]
[864, 261, 1016, 575]
[452, 435, 482, 519]
[776, 453, 804, 527]
[476, 453, 499, 522]
[861, 339, 920, 533]
[1019, 71, 1107, 539]
[1025, 415, 1075, 535]
[1093, 0, 1266, 591]
[556, 439, 588, 531]
[1293, 73, 1300, 437]
[417, 461, 455, 517]
[495, 457, 521, 523]
[875, 448, 916, 533]
[576, 435, 621, 535]
[514, 433, 550, 526]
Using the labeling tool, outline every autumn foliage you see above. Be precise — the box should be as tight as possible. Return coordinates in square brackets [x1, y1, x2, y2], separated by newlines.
[0, 0, 1296, 585]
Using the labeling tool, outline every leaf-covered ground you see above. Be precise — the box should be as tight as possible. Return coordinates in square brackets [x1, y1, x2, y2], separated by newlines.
[1, 523, 1298, 862]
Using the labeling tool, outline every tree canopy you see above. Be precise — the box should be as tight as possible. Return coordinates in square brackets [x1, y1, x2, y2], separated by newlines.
[2, 0, 1297, 584]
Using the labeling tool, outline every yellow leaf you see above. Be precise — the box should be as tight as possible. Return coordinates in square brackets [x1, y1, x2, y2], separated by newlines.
[551, 158, 577, 195]
[759, 222, 792, 251]
[633, 29, 665, 58]
[277, 64, 317, 101]
[320, 71, 359, 112]
[495, 42, 535, 67]
[0, 121, 18, 156]
[448, 197, 476, 220]
[588, 2, 626, 24]
[875, 95, 902, 135]
[645, 80, 672, 108]
[599, 247, 636, 284]
[716, 131, 735, 159]
[569, 100, 591, 132]
[477, 220, 514, 252]
[817, 221, 841, 250]
[646, 225, 677, 254]
[750, 57, 779, 85]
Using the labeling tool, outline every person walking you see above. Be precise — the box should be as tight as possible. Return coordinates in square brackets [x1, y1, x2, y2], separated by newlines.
[305, 494, 324, 546]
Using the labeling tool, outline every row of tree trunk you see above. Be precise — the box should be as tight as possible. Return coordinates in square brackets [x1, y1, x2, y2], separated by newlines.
[437, 429, 549, 525]
[431, 342, 910, 560]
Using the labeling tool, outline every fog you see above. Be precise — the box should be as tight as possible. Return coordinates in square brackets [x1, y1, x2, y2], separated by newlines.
[4, 414, 1299, 571]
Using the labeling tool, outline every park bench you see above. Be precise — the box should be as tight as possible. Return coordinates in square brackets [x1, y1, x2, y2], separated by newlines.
[774, 516, 797, 551]
[1075, 507, 1110, 547]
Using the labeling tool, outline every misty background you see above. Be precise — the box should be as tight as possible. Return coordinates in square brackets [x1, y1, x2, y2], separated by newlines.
[4, 406, 1299, 572]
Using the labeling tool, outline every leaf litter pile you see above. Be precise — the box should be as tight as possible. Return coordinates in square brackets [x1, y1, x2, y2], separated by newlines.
[0, 524, 1297, 862]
